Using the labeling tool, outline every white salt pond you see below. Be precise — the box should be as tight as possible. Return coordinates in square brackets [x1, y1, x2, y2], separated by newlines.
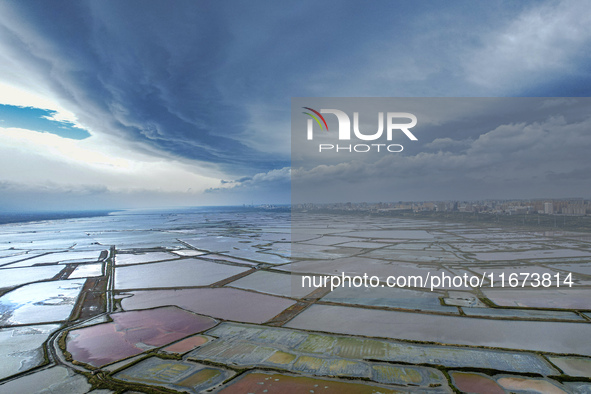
[171, 249, 206, 257]
[0, 265, 63, 289]
[228, 271, 315, 298]
[0, 324, 60, 380]
[115, 251, 178, 265]
[280, 258, 470, 290]
[461, 307, 584, 321]
[277, 242, 350, 260]
[301, 236, 358, 246]
[0, 279, 85, 325]
[548, 262, 591, 276]
[337, 241, 386, 249]
[473, 249, 591, 261]
[69, 263, 104, 279]
[322, 286, 457, 314]
[340, 230, 435, 239]
[115, 259, 249, 289]
[204, 254, 260, 266]
[0, 365, 91, 393]
[120, 288, 296, 324]
[469, 265, 559, 278]
[181, 236, 254, 252]
[4, 250, 104, 268]
[0, 252, 41, 267]
[483, 288, 591, 309]
[363, 248, 463, 263]
[222, 248, 291, 265]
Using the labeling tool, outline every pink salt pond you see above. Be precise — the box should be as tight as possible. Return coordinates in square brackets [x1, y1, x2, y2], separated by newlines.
[451, 372, 505, 394]
[162, 335, 210, 354]
[66, 306, 217, 367]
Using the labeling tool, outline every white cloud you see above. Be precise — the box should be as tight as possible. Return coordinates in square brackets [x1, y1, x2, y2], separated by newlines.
[209, 167, 291, 191]
[236, 102, 291, 158]
[425, 137, 473, 151]
[465, 0, 591, 92]
[0, 126, 221, 194]
[0, 82, 80, 125]
[293, 114, 591, 201]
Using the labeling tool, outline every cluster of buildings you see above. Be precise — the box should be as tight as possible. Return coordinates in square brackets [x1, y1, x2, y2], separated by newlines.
[295, 199, 591, 216]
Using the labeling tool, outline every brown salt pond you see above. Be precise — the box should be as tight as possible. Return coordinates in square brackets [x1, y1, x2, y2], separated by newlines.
[547, 356, 591, 378]
[496, 376, 568, 393]
[66, 306, 217, 367]
[216, 371, 409, 394]
[450, 372, 504, 394]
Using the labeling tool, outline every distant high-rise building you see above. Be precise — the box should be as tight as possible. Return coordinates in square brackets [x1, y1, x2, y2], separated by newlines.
[544, 202, 554, 214]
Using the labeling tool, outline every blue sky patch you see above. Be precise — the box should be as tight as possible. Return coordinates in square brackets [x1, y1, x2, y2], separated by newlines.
[0, 104, 90, 140]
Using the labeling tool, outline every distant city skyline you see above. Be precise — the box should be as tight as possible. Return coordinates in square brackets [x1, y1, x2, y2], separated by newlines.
[296, 198, 591, 216]
[0, 1, 590, 210]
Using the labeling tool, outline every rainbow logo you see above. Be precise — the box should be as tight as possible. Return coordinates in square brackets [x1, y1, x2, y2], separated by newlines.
[302, 107, 329, 131]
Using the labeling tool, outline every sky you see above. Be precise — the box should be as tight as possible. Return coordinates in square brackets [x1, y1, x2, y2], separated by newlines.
[0, 0, 589, 210]
[292, 97, 591, 203]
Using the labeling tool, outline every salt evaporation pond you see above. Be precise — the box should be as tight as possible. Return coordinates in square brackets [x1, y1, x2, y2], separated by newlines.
[0, 324, 60, 380]
[282, 258, 470, 289]
[215, 371, 440, 394]
[69, 262, 103, 279]
[496, 376, 568, 393]
[228, 271, 315, 298]
[120, 288, 296, 324]
[201, 322, 557, 375]
[301, 236, 358, 246]
[66, 306, 217, 367]
[115, 251, 178, 265]
[548, 262, 591, 276]
[4, 250, 104, 268]
[322, 286, 458, 314]
[115, 258, 249, 289]
[114, 356, 234, 393]
[162, 335, 211, 354]
[0, 264, 65, 288]
[473, 249, 591, 261]
[450, 372, 505, 394]
[172, 249, 206, 257]
[462, 307, 584, 321]
[286, 304, 591, 356]
[340, 230, 435, 239]
[483, 288, 591, 309]
[0, 365, 91, 393]
[0, 279, 85, 325]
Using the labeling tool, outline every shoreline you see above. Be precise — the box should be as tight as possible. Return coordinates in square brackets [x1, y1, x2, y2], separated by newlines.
[0, 210, 116, 226]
